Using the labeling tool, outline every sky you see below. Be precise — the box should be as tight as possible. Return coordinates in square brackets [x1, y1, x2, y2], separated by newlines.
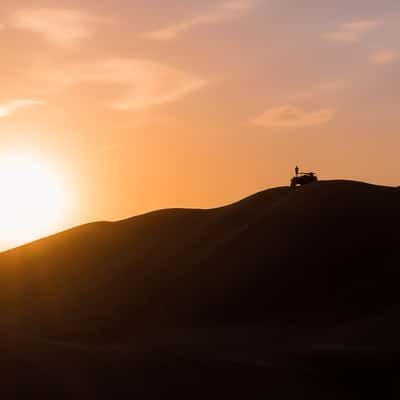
[0, 0, 399, 250]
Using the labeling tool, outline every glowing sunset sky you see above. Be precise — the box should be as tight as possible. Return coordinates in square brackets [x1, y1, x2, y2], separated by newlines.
[0, 0, 399, 250]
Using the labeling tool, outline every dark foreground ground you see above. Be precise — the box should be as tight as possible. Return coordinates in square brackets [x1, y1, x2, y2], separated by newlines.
[0, 180, 398, 398]
[1, 327, 400, 398]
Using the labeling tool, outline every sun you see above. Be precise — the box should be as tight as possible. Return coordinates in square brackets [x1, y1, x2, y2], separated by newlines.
[0, 153, 69, 250]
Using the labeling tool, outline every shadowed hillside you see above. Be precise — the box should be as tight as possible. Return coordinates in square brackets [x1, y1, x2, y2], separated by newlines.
[0, 180, 399, 397]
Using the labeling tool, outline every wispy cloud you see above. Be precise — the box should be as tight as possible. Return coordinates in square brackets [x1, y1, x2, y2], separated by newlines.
[370, 49, 399, 65]
[27, 59, 206, 111]
[253, 106, 336, 128]
[87, 59, 206, 110]
[324, 20, 382, 43]
[10, 8, 99, 46]
[0, 99, 43, 118]
[143, 0, 253, 41]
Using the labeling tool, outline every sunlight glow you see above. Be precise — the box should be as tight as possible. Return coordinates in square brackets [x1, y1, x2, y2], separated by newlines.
[0, 154, 69, 249]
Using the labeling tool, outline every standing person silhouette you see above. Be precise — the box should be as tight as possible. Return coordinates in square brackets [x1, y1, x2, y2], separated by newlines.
[295, 165, 299, 176]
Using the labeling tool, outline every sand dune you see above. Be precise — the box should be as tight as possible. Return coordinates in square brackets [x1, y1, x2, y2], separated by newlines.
[0, 180, 399, 397]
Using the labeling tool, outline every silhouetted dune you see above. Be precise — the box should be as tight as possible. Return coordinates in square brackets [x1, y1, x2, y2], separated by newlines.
[0, 180, 399, 397]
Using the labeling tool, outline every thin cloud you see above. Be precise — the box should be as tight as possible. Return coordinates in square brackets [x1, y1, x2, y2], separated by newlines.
[0, 99, 43, 118]
[143, 0, 253, 41]
[11, 8, 99, 46]
[87, 59, 206, 111]
[253, 106, 336, 128]
[324, 20, 382, 43]
[370, 49, 399, 65]
[27, 59, 206, 111]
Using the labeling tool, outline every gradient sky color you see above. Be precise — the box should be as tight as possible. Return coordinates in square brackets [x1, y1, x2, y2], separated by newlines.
[0, 0, 399, 249]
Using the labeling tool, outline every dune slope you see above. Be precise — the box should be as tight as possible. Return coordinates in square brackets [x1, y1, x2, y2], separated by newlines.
[0, 180, 399, 397]
[0, 180, 398, 338]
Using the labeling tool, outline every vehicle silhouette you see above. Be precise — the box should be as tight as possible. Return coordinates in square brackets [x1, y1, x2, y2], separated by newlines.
[290, 172, 318, 188]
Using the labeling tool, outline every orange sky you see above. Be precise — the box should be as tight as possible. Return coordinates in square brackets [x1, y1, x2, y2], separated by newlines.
[0, 0, 399, 250]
